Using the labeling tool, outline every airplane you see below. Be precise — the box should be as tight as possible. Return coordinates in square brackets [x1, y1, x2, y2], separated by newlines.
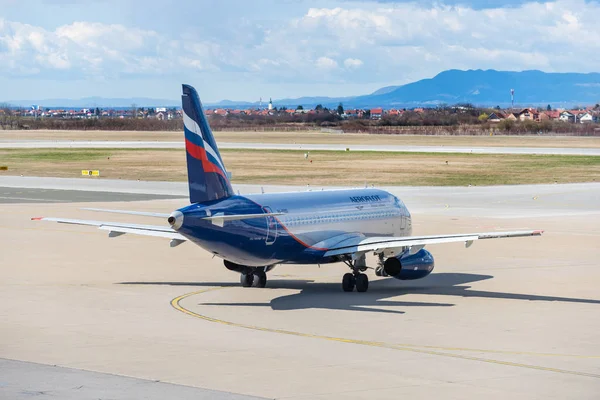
[33, 84, 543, 293]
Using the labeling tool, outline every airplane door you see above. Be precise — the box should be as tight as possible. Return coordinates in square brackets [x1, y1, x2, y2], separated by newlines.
[263, 206, 277, 245]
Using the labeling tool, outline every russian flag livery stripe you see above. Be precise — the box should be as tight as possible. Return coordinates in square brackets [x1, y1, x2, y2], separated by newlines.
[182, 84, 234, 203]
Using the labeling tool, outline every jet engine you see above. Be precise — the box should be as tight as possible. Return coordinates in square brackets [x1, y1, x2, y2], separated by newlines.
[223, 260, 275, 273]
[383, 249, 435, 280]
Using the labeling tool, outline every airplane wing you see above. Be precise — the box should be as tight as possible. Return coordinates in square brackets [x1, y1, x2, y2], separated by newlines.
[31, 217, 188, 247]
[323, 230, 543, 257]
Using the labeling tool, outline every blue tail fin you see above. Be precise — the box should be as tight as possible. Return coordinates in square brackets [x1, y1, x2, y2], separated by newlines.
[181, 84, 234, 203]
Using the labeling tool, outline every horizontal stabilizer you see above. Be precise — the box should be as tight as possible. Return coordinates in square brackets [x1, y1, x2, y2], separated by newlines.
[32, 217, 186, 243]
[81, 208, 170, 218]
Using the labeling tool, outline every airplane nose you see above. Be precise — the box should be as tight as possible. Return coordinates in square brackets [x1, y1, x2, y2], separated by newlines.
[168, 211, 184, 230]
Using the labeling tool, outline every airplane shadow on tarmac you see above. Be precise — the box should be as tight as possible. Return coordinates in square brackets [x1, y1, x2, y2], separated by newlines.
[121, 272, 600, 315]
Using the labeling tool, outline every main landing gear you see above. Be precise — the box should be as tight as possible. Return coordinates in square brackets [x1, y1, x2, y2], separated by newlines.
[374, 253, 388, 277]
[240, 268, 267, 288]
[224, 261, 270, 289]
[341, 255, 369, 292]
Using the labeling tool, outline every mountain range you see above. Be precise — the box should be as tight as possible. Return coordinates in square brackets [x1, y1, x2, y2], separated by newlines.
[5, 70, 600, 109]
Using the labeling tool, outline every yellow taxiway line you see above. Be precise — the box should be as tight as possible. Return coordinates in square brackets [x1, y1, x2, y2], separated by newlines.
[171, 287, 600, 379]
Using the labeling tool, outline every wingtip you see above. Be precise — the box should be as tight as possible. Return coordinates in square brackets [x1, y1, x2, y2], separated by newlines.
[533, 230, 544, 235]
[31, 217, 44, 221]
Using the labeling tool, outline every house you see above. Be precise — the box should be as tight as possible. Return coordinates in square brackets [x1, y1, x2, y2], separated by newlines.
[571, 110, 588, 123]
[370, 108, 383, 119]
[518, 108, 539, 121]
[559, 111, 575, 123]
[213, 108, 228, 116]
[343, 109, 358, 118]
[579, 112, 595, 123]
[487, 112, 506, 123]
[540, 110, 560, 121]
[387, 109, 402, 116]
[506, 113, 519, 121]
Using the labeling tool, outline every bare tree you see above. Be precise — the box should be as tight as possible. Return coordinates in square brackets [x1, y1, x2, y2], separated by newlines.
[0, 104, 19, 130]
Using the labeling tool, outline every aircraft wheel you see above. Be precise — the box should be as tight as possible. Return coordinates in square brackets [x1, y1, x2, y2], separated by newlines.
[252, 270, 267, 288]
[355, 273, 369, 293]
[240, 272, 254, 287]
[342, 273, 355, 292]
[375, 266, 383, 276]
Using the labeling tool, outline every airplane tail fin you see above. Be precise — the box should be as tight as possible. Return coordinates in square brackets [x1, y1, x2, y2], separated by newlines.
[181, 84, 234, 203]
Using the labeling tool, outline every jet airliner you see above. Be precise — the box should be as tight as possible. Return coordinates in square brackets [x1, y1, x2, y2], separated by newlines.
[34, 84, 543, 292]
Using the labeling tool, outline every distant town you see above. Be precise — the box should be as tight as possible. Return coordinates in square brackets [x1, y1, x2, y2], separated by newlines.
[2, 99, 600, 135]
[4, 99, 600, 122]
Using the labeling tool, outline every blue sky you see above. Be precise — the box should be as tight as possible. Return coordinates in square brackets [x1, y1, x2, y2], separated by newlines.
[1, 0, 599, 102]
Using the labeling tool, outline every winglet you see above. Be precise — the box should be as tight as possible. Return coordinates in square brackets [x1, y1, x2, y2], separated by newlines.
[31, 217, 44, 221]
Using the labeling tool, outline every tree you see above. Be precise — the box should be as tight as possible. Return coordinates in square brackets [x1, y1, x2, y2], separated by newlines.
[315, 104, 323, 112]
[498, 119, 514, 132]
[478, 113, 489, 122]
[337, 103, 344, 115]
[296, 105, 304, 110]
[547, 104, 552, 111]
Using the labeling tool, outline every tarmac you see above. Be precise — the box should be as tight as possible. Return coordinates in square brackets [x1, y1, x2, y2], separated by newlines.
[2, 139, 600, 155]
[1, 177, 599, 399]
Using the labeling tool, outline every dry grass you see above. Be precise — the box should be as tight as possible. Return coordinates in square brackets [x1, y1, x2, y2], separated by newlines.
[2, 129, 600, 148]
[1, 148, 598, 186]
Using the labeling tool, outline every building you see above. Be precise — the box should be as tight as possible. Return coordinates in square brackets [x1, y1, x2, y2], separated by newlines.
[539, 110, 560, 121]
[370, 108, 383, 119]
[518, 108, 539, 121]
[559, 111, 575, 123]
[579, 112, 595, 123]
[487, 112, 506, 123]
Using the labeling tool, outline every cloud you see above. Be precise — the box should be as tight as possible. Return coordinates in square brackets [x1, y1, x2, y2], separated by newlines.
[344, 58, 363, 69]
[316, 56, 338, 69]
[2, 0, 600, 100]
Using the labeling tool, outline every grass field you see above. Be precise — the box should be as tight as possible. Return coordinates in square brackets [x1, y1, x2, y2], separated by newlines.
[1, 148, 599, 186]
[2, 129, 600, 148]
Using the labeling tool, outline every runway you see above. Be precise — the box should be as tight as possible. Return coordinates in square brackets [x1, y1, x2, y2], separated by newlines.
[2, 139, 600, 155]
[1, 178, 599, 399]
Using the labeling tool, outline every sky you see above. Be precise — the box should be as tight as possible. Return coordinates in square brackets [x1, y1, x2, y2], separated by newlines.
[1, 0, 600, 102]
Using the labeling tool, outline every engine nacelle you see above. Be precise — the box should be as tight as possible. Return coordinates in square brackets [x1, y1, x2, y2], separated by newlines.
[224, 260, 276, 274]
[383, 249, 435, 280]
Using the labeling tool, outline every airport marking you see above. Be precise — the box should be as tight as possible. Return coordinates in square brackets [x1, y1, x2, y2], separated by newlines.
[171, 288, 600, 379]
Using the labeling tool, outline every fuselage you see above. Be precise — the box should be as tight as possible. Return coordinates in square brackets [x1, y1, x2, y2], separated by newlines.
[175, 188, 412, 266]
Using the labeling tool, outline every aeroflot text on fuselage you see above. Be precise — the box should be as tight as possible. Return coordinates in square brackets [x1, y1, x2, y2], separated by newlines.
[349, 195, 382, 203]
